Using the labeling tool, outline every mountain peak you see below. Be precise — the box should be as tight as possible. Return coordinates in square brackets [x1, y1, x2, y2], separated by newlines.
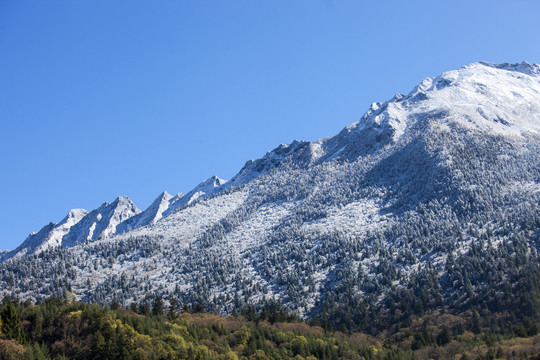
[229, 140, 310, 186]
[3, 208, 89, 260]
[113, 195, 135, 205]
[159, 190, 172, 199]
[343, 61, 540, 143]
[62, 196, 141, 247]
[116, 191, 176, 232]
[64, 209, 88, 221]
[68, 208, 87, 215]
[186, 176, 227, 202]
[204, 175, 227, 187]
[159, 176, 228, 218]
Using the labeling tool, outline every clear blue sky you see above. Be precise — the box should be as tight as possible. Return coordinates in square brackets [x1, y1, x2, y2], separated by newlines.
[1, 1, 539, 250]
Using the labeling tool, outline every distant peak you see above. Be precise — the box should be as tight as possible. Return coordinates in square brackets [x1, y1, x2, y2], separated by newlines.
[107, 196, 141, 217]
[213, 176, 227, 186]
[152, 191, 174, 206]
[111, 196, 138, 208]
[115, 195, 132, 202]
[67, 209, 88, 218]
[200, 175, 227, 188]
[158, 191, 173, 200]
[58, 208, 89, 226]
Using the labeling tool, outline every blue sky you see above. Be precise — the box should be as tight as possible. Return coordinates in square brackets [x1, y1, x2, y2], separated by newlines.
[1, 0, 539, 250]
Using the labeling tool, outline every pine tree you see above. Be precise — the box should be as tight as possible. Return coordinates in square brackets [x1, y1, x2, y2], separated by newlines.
[471, 311, 481, 334]
[110, 298, 120, 311]
[29, 342, 49, 360]
[168, 298, 178, 319]
[152, 297, 164, 317]
[139, 301, 150, 315]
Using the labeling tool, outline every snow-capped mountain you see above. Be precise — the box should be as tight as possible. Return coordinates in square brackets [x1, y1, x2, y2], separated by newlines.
[116, 191, 178, 234]
[2, 61, 539, 332]
[2, 209, 88, 261]
[61, 196, 141, 247]
[163, 175, 227, 216]
[2, 177, 228, 260]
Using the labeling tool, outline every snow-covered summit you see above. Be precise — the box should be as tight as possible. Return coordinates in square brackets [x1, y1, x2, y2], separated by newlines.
[2, 177, 231, 260]
[242, 61, 540, 168]
[117, 191, 177, 233]
[193, 175, 227, 194]
[224, 62, 539, 182]
[64, 208, 89, 221]
[346, 61, 540, 142]
[164, 176, 228, 216]
[62, 196, 141, 247]
[3, 208, 89, 261]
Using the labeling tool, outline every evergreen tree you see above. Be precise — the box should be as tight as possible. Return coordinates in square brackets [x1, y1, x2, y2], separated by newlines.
[168, 298, 178, 319]
[110, 298, 120, 311]
[437, 326, 451, 346]
[152, 297, 164, 317]
[0, 300, 25, 344]
[28, 342, 49, 360]
[139, 301, 150, 316]
[471, 311, 481, 334]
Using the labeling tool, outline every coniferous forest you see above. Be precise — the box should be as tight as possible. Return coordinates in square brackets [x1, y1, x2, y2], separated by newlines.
[0, 296, 539, 360]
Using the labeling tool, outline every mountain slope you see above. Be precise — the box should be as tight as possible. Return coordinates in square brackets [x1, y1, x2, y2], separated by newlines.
[1, 61, 539, 333]
[2, 209, 88, 261]
[2, 177, 228, 260]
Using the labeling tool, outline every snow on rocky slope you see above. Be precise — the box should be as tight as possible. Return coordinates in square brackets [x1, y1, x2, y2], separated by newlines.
[61, 196, 141, 247]
[116, 191, 177, 234]
[1, 209, 88, 261]
[2, 177, 227, 260]
[163, 175, 227, 217]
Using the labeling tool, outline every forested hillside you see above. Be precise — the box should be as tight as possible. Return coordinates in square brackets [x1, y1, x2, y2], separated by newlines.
[1, 297, 540, 360]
